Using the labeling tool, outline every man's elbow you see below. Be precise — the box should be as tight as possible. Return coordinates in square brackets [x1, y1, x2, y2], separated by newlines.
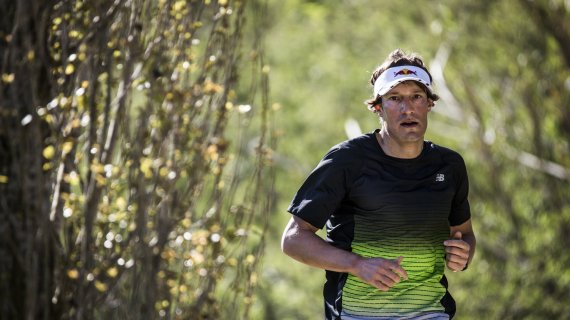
[281, 229, 295, 256]
[281, 216, 318, 257]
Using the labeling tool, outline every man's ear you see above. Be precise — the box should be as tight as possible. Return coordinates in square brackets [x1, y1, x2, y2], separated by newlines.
[373, 104, 382, 113]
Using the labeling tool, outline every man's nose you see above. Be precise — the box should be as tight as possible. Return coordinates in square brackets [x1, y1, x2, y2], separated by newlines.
[399, 98, 415, 112]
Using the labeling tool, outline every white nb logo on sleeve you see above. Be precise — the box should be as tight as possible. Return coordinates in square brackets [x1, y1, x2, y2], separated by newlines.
[435, 174, 445, 182]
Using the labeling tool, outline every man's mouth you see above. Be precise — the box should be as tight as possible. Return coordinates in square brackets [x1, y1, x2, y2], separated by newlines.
[400, 120, 419, 128]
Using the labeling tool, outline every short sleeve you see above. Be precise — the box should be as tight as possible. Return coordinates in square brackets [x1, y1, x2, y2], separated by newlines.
[287, 144, 362, 229]
[449, 155, 471, 226]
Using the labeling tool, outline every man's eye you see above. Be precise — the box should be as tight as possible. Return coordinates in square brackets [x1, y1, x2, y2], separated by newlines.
[388, 96, 401, 102]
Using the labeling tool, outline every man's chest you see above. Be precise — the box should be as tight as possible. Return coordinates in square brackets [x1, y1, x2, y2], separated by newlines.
[346, 161, 457, 214]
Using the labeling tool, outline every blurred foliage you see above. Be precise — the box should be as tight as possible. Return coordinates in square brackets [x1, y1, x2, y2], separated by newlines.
[1, 0, 275, 319]
[260, 0, 570, 319]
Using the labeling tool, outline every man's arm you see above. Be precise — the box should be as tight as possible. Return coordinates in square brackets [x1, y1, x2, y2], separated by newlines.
[444, 218, 476, 272]
[281, 215, 408, 291]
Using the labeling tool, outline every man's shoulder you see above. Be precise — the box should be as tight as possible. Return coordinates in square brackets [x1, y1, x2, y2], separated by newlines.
[321, 133, 376, 164]
[332, 132, 376, 152]
[426, 141, 465, 162]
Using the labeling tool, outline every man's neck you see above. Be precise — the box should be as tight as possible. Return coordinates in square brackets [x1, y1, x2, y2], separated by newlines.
[376, 130, 424, 159]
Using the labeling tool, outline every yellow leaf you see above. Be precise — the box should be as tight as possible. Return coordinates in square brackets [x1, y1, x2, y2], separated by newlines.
[67, 171, 80, 186]
[95, 173, 106, 187]
[62, 141, 73, 155]
[90, 162, 104, 173]
[116, 197, 127, 211]
[65, 64, 75, 75]
[0, 175, 8, 183]
[203, 80, 223, 94]
[70, 118, 81, 128]
[210, 224, 221, 233]
[106, 267, 118, 278]
[173, 0, 186, 11]
[94, 280, 107, 292]
[190, 250, 204, 264]
[205, 144, 219, 161]
[250, 272, 258, 285]
[2, 73, 15, 83]
[140, 157, 153, 178]
[43, 145, 55, 159]
[67, 269, 79, 279]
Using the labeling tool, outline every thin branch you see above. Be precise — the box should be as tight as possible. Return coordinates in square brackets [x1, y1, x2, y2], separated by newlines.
[429, 44, 465, 122]
[429, 42, 570, 181]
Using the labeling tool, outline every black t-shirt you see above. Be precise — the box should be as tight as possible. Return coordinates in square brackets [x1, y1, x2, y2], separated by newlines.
[287, 131, 471, 319]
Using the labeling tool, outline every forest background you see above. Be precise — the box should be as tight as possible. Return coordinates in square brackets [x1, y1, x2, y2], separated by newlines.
[1, 0, 569, 319]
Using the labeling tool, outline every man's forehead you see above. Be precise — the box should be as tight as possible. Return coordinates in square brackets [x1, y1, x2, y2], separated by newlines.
[385, 81, 425, 94]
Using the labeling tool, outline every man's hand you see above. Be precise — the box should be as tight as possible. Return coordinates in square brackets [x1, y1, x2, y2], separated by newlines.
[444, 231, 471, 272]
[353, 256, 408, 291]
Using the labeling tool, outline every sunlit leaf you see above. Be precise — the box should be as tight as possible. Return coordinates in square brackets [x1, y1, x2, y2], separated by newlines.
[94, 281, 107, 292]
[90, 162, 104, 174]
[106, 267, 118, 278]
[67, 269, 79, 279]
[64, 64, 75, 75]
[140, 157, 153, 178]
[190, 250, 204, 265]
[116, 197, 127, 211]
[62, 141, 73, 155]
[66, 171, 80, 186]
[43, 145, 55, 160]
[173, 0, 186, 11]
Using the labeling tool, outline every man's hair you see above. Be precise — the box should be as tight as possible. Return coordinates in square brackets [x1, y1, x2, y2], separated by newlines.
[365, 49, 440, 109]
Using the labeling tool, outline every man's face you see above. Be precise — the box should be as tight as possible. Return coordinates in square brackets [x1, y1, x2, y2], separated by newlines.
[379, 81, 432, 144]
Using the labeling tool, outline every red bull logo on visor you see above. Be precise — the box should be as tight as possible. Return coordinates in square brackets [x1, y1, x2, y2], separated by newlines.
[394, 68, 417, 76]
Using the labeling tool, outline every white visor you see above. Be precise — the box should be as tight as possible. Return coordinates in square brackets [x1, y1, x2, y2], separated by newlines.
[373, 65, 433, 97]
